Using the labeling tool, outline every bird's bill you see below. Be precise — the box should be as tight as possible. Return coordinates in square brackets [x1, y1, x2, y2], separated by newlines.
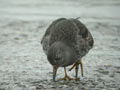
[53, 65, 58, 81]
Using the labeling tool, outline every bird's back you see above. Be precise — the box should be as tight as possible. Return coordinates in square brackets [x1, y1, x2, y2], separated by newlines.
[41, 18, 94, 58]
[49, 19, 78, 47]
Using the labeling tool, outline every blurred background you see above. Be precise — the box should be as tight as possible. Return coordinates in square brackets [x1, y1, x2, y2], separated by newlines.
[0, 0, 120, 90]
[0, 0, 120, 21]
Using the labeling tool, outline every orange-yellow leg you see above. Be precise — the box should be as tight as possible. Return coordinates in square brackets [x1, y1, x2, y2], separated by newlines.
[80, 60, 84, 77]
[69, 60, 84, 77]
[59, 67, 74, 80]
[69, 63, 77, 71]
[52, 65, 58, 81]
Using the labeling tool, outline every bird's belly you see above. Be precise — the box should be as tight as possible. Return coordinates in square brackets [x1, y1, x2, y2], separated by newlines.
[61, 58, 77, 67]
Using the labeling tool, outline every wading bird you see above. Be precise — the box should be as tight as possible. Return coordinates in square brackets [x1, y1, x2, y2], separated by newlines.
[41, 18, 94, 81]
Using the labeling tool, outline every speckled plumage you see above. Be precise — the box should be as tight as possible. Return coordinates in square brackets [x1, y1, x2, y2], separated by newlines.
[41, 18, 94, 61]
[41, 18, 94, 81]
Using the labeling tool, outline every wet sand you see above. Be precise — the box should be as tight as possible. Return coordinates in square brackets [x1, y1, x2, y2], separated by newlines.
[0, 0, 120, 90]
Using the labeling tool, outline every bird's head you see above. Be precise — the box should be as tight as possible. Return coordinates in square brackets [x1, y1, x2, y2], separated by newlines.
[47, 41, 77, 81]
[47, 41, 76, 67]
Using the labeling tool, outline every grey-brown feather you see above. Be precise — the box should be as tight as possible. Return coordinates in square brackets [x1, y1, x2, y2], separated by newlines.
[41, 18, 66, 54]
[41, 18, 94, 65]
[68, 19, 94, 58]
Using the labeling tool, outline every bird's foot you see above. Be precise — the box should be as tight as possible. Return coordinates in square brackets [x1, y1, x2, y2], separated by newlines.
[75, 77, 80, 81]
[59, 75, 74, 81]
[59, 75, 80, 81]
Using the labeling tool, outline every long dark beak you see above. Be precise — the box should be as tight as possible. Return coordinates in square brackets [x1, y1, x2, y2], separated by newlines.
[53, 66, 58, 81]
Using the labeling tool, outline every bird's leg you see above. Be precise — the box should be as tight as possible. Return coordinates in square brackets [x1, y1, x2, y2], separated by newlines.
[53, 65, 58, 81]
[69, 63, 78, 71]
[69, 59, 84, 77]
[79, 60, 84, 77]
[75, 64, 80, 80]
[59, 67, 73, 80]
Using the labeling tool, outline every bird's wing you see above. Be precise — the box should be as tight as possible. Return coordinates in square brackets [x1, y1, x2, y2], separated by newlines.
[41, 18, 66, 44]
[41, 18, 66, 54]
[69, 19, 94, 57]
